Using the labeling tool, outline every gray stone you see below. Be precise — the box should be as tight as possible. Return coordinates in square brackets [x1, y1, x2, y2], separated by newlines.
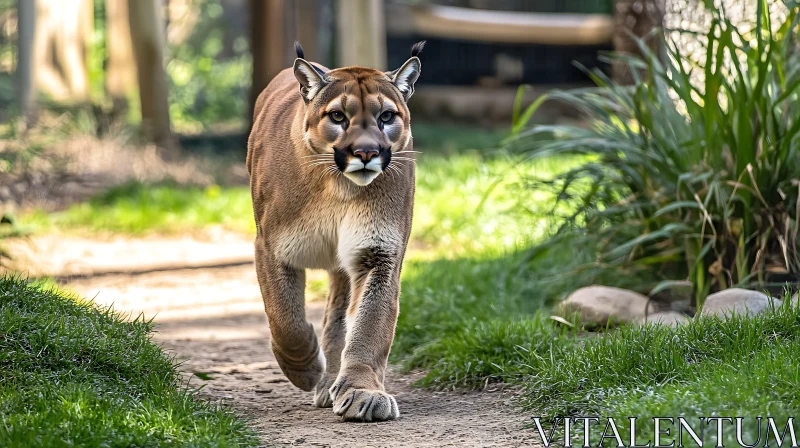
[699, 289, 781, 318]
[634, 311, 690, 327]
[10, 182, 26, 196]
[558, 286, 657, 326]
[791, 292, 798, 306]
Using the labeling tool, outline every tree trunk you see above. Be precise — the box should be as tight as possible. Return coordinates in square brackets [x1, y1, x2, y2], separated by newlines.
[17, 0, 36, 123]
[612, 0, 665, 85]
[128, 0, 175, 152]
[105, 0, 137, 111]
[337, 0, 386, 70]
[293, 0, 319, 61]
[249, 0, 289, 122]
[32, 0, 93, 102]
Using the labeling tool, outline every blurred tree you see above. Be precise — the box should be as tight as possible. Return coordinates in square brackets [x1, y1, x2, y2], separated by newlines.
[166, 0, 200, 46]
[32, 0, 93, 101]
[612, 0, 665, 84]
[249, 0, 287, 121]
[128, 0, 175, 152]
[293, 0, 320, 62]
[105, 0, 136, 112]
[16, 0, 35, 123]
[164, 0, 251, 134]
[337, 0, 386, 69]
[250, 0, 328, 117]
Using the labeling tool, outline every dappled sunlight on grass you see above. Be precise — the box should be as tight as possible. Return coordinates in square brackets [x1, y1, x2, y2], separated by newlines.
[23, 182, 255, 235]
[412, 151, 568, 256]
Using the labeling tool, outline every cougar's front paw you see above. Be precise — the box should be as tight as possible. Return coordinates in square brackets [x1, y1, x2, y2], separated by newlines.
[329, 376, 399, 421]
[332, 388, 400, 422]
[313, 374, 336, 408]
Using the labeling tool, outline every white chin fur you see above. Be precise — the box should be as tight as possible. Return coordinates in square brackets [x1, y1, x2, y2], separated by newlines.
[343, 159, 383, 186]
[344, 170, 381, 186]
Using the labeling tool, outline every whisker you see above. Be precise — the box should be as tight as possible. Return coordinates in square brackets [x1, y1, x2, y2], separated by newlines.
[392, 160, 417, 168]
[325, 166, 341, 178]
[304, 158, 334, 164]
[319, 165, 338, 182]
[305, 165, 333, 173]
[302, 161, 336, 168]
[388, 165, 402, 177]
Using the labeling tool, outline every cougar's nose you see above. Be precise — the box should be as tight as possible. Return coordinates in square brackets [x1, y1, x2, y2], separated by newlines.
[353, 148, 379, 163]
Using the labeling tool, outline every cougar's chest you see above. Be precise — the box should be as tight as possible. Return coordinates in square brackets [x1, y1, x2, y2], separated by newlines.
[273, 202, 342, 270]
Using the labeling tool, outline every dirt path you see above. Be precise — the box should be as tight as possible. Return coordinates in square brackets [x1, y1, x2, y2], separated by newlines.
[15, 237, 540, 447]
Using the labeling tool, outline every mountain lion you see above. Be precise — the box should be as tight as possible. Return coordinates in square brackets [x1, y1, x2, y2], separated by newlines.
[246, 41, 424, 422]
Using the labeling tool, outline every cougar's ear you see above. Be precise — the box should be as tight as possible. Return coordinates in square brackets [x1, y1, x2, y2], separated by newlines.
[387, 57, 421, 102]
[293, 58, 328, 103]
[387, 41, 424, 101]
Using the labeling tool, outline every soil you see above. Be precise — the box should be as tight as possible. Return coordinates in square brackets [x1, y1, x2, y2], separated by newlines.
[12, 235, 541, 447]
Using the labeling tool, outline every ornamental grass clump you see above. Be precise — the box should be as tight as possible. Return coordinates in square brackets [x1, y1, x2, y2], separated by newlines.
[508, 2, 800, 307]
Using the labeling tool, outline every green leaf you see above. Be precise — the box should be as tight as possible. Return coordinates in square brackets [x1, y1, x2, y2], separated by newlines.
[653, 201, 703, 218]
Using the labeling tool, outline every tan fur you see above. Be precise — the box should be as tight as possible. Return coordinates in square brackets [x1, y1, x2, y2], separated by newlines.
[247, 51, 419, 422]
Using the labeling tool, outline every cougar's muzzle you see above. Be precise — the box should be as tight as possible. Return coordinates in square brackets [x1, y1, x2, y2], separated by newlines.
[334, 145, 392, 187]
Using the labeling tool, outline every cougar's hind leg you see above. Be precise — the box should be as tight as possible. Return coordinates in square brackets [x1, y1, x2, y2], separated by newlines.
[313, 269, 351, 407]
[255, 240, 324, 391]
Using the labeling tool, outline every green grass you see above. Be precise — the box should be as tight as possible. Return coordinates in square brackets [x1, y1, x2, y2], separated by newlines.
[401, 291, 800, 445]
[0, 276, 257, 447]
[25, 182, 255, 235]
[411, 150, 568, 255]
[393, 251, 532, 360]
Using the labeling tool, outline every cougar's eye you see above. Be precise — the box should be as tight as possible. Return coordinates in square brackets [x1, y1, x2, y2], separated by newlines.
[329, 111, 346, 123]
[379, 111, 395, 123]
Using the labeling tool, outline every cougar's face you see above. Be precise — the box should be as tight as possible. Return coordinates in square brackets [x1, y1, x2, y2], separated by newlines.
[307, 73, 408, 186]
[294, 53, 421, 187]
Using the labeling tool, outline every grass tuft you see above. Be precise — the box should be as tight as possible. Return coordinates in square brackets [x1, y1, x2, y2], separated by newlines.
[508, 4, 800, 305]
[0, 275, 256, 447]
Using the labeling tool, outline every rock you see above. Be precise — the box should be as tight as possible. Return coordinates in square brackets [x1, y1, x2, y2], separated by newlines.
[792, 292, 798, 305]
[10, 182, 26, 196]
[558, 286, 659, 326]
[699, 289, 781, 318]
[634, 311, 690, 327]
